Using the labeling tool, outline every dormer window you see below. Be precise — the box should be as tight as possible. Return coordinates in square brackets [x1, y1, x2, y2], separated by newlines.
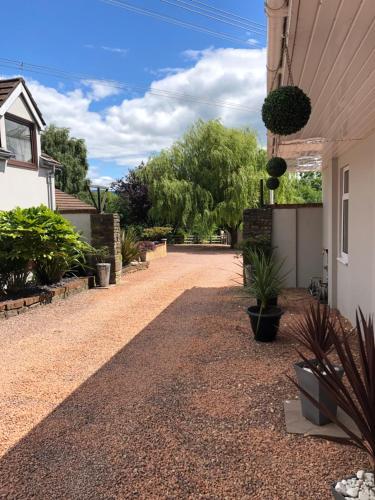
[5, 114, 36, 168]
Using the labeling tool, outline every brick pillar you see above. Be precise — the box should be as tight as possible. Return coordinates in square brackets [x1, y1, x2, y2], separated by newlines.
[91, 213, 122, 284]
[243, 207, 273, 243]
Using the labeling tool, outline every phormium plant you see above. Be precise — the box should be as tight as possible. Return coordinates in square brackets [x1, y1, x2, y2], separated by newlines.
[121, 228, 140, 265]
[290, 302, 336, 356]
[289, 309, 375, 473]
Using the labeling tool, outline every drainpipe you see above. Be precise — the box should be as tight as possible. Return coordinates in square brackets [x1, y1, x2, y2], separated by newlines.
[46, 167, 55, 210]
[266, 0, 290, 185]
[265, 0, 289, 93]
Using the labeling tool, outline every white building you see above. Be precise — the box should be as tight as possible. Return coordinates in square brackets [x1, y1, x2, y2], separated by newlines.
[0, 78, 59, 211]
[266, 0, 375, 323]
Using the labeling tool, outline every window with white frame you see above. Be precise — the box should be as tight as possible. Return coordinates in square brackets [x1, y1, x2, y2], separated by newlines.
[341, 166, 349, 261]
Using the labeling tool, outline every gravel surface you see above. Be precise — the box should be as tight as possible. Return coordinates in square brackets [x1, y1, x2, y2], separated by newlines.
[0, 246, 365, 499]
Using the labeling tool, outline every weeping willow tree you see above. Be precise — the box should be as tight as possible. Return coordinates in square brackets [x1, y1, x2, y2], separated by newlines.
[140, 120, 265, 246]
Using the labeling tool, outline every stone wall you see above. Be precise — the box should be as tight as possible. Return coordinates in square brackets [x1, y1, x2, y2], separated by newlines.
[243, 208, 273, 243]
[91, 213, 122, 285]
[140, 241, 168, 262]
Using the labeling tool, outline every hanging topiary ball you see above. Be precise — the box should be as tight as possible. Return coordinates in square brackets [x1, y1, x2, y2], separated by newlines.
[266, 157, 287, 177]
[262, 86, 311, 136]
[266, 177, 280, 190]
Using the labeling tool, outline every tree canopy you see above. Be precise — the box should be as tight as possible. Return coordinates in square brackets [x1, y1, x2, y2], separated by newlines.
[139, 119, 265, 243]
[112, 163, 151, 226]
[41, 125, 89, 194]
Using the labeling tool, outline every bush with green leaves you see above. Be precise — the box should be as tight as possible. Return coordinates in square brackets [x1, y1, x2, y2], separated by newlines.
[0, 205, 90, 288]
[121, 227, 140, 265]
[142, 226, 172, 241]
[242, 236, 273, 265]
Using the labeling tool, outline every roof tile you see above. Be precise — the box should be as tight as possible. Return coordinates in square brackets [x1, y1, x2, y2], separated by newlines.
[55, 189, 97, 214]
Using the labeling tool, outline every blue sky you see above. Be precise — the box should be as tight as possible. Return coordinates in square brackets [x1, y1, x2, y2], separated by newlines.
[1, 0, 267, 185]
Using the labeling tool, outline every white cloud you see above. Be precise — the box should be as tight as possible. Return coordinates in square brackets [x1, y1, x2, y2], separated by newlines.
[84, 44, 128, 56]
[101, 46, 128, 56]
[88, 166, 115, 187]
[81, 79, 121, 101]
[27, 47, 267, 171]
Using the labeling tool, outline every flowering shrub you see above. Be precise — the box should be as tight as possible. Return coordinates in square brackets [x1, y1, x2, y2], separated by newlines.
[137, 241, 156, 252]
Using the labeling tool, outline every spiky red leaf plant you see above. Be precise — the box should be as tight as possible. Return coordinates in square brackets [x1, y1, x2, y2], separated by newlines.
[289, 309, 375, 473]
[290, 302, 336, 356]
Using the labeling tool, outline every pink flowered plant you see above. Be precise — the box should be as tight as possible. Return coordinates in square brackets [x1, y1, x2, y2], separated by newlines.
[137, 241, 156, 252]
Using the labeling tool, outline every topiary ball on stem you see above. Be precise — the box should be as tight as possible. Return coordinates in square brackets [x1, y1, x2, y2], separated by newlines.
[262, 86, 311, 136]
[266, 157, 287, 177]
[266, 177, 280, 190]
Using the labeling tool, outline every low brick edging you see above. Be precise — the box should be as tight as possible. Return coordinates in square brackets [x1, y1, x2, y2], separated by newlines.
[122, 262, 149, 275]
[0, 277, 89, 320]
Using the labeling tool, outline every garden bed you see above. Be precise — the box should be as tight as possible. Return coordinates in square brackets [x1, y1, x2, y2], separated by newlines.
[122, 261, 149, 275]
[0, 277, 90, 319]
[139, 240, 167, 262]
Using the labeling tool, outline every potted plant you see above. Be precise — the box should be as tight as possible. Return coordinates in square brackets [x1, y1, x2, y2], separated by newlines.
[94, 246, 111, 288]
[290, 309, 375, 499]
[241, 236, 273, 287]
[291, 303, 344, 425]
[246, 250, 287, 342]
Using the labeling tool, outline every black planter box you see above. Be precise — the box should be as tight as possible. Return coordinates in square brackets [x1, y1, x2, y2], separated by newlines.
[294, 360, 344, 426]
[247, 306, 283, 342]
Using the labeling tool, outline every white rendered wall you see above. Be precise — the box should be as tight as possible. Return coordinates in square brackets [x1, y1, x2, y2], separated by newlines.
[0, 164, 54, 210]
[272, 206, 323, 289]
[0, 95, 53, 211]
[62, 213, 92, 243]
[324, 131, 375, 323]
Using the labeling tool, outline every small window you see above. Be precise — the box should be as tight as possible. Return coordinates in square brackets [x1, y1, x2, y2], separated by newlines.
[5, 115, 34, 164]
[341, 167, 349, 260]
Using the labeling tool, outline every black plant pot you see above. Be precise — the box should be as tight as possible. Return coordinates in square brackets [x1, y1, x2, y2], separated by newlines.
[247, 306, 283, 342]
[256, 296, 278, 308]
[294, 360, 344, 426]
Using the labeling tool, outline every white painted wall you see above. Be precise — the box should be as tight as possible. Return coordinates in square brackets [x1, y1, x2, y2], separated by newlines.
[0, 164, 55, 210]
[324, 130, 375, 323]
[8, 96, 34, 122]
[272, 206, 323, 289]
[62, 213, 92, 243]
[0, 95, 53, 211]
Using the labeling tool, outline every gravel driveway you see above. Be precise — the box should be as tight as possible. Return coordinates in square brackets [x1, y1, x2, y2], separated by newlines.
[0, 246, 364, 499]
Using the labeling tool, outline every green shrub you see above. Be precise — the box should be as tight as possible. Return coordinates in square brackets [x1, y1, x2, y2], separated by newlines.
[171, 228, 186, 244]
[142, 226, 172, 241]
[121, 227, 140, 265]
[242, 236, 273, 265]
[0, 205, 90, 288]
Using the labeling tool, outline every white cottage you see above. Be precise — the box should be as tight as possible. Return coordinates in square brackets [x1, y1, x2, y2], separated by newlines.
[266, 0, 375, 323]
[0, 77, 59, 211]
